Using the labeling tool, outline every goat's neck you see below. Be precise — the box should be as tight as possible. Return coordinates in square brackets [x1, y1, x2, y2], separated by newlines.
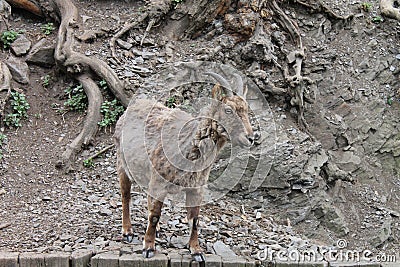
[187, 116, 227, 161]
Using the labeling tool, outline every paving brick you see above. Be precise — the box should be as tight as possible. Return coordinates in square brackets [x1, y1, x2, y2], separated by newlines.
[274, 262, 298, 267]
[0, 252, 19, 267]
[222, 257, 247, 267]
[142, 253, 168, 267]
[91, 252, 119, 267]
[298, 261, 327, 267]
[245, 259, 256, 267]
[71, 250, 93, 267]
[380, 263, 400, 267]
[205, 254, 222, 267]
[329, 262, 381, 267]
[181, 254, 192, 267]
[44, 253, 70, 267]
[19, 252, 45, 267]
[168, 253, 182, 267]
[119, 253, 144, 267]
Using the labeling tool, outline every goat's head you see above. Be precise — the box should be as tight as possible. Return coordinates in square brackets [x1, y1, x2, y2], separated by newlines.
[207, 72, 254, 148]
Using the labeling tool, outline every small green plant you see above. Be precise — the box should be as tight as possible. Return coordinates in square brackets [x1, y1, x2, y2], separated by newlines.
[172, 0, 184, 7]
[42, 22, 55, 35]
[372, 16, 383, 23]
[99, 79, 108, 90]
[166, 96, 177, 108]
[4, 91, 30, 128]
[64, 84, 88, 112]
[83, 158, 95, 168]
[0, 133, 7, 159]
[98, 99, 125, 127]
[42, 75, 51, 88]
[387, 96, 393, 105]
[361, 2, 372, 12]
[1, 30, 19, 49]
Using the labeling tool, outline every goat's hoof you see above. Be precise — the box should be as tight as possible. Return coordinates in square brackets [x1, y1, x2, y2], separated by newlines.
[192, 253, 206, 262]
[122, 233, 134, 243]
[142, 248, 155, 258]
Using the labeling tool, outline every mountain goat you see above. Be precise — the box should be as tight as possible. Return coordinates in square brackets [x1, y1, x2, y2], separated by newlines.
[114, 72, 254, 262]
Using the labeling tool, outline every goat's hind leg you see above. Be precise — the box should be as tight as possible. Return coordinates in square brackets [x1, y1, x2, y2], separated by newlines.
[186, 190, 205, 262]
[119, 166, 133, 243]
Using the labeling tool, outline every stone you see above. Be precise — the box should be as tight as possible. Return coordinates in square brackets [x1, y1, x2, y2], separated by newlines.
[119, 253, 143, 267]
[26, 38, 56, 67]
[77, 30, 98, 42]
[99, 208, 112, 216]
[0, 252, 19, 267]
[71, 249, 92, 267]
[19, 252, 45, 267]
[213, 241, 237, 258]
[5, 57, 29, 84]
[0, 0, 11, 18]
[91, 252, 119, 267]
[371, 216, 392, 248]
[141, 51, 156, 59]
[116, 39, 133, 50]
[44, 253, 70, 267]
[10, 35, 31, 56]
[312, 201, 349, 236]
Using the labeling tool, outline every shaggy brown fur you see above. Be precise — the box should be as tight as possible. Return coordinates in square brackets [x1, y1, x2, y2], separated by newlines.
[114, 81, 254, 261]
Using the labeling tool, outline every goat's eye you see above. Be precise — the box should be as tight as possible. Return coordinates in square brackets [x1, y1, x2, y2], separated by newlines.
[225, 108, 233, 114]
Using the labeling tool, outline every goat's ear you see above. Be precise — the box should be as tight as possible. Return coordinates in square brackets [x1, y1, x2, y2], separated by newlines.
[211, 83, 225, 101]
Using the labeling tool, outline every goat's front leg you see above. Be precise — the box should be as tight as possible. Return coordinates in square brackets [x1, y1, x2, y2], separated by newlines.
[119, 166, 133, 243]
[186, 189, 205, 262]
[143, 195, 164, 258]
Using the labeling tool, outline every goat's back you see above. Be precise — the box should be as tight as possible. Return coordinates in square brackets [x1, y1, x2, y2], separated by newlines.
[114, 98, 198, 189]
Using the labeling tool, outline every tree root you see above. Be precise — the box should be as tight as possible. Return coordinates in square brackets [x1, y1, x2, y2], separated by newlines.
[59, 74, 103, 170]
[48, 0, 126, 169]
[84, 144, 115, 163]
[269, 0, 302, 46]
[268, 0, 314, 133]
[380, 0, 400, 20]
[4, 0, 42, 17]
[64, 52, 130, 107]
[292, 0, 353, 21]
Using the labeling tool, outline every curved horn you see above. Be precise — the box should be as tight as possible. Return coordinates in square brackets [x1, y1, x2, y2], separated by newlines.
[205, 72, 233, 96]
[234, 73, 244, 96]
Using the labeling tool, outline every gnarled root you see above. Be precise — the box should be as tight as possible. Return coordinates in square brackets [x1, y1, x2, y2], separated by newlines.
[59, 74, 103, 169]
[64, 52, 129, 107]
[268, 0, 314, 133]
[4, 0, 42, 16]
[380, 0, 400, 20]
[50, 0, 126, 168]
